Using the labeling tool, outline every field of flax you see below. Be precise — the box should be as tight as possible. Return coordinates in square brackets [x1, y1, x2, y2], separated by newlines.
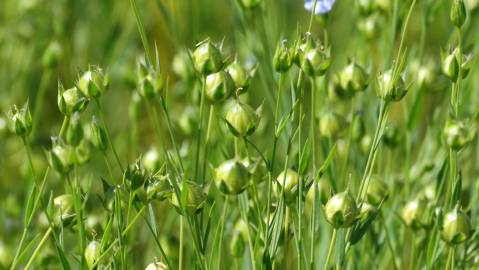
[1, 0, 479, 269]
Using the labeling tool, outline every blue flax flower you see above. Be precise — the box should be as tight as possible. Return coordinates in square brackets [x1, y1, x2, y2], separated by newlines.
[304, 0, 336, 15]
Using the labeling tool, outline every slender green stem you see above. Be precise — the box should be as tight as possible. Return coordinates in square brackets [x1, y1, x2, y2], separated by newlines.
[323, 229, 337, 270]
[96, 99, 124, 172]
[307, 0, 318, 32]
[23, 227, 53, 270]
[130, 0, 153, 65]
[380, 213, 399, 270]
[445, 246, 455, 270]
[201, 105, 214, 184]
[32, 69, 52, 138]
[194, 78, 206, 180]
[179, 216, 184, 270]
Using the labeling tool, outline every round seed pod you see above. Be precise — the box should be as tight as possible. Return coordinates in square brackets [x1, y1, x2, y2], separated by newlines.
[145, 262, 168, 270]
[337, 61, 369, 95]
[450, 0, 467, 28]
[173, 49, 195, 82]
[48, 137, 75, 174]
[204, 71, 235, 103]
[123, 161, 148, 192]
[89, 116, 108, 152]
[441, 206, 471, 245]
[215, 159, 250, 195]
[441, 50, 460, 82]
[146, 175, 172, 201]
[7, 102, 32, 137]
[170, 181, 207, 215]
[192, 40, 223, 76]
[274, 169, 300, 204]
[273, 40, 294, 73]
[66, 113, 83, 146]
[401, 199, 428, 230]
[137, 63, 163, 99]
[358, 202, 378, 223]
[77, 67, 108, 99]
[142, 147, 161, 173]
[443, 119, 474, 151]
[225, 101, 260, 137]
[325, 191, 359, 228]
[226, 61, 253, 94]
[84, 240, 101, 270]
[306, 177, 332, 206]
[53, 194, 75, 226]
[366, 175, 388, 206]
[240, 156, 267, 184]
[299, 44, 331, 77]
[319, 112, 346, 140]
[75, 137, 91, 165]
[375, 69, 407, 102]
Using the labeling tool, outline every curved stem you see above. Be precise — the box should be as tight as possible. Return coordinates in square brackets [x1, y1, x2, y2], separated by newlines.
[23, 227, 53, 270]
[323, 229, 337, 270]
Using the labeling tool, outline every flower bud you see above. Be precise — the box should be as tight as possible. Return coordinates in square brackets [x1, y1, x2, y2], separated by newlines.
[240, 157, 267, 184]
[142, 147, 161, 172]
[42, 40, 63, 69]
[137, 61, 163, 99]
[89, 116, 108, 152]
[75, 137, 91, 165]
[53, 194, 75, 226]
[382, 126, 401, 148]
[443, 119, 474, 151]
[358, 14, 382, 40]
[274, 169, 299, 204]
[123, 160, 149, 191]
[77, 66, 108, 99]
[84, 240, 101, 270]
[7, 101, 32, 136]
[325, 191, 359, 228]
[299, 43, 331, 77]
[146, 175, 172, 201]
[401, 199, 427, 230]
[66, 113, 83, 146]
[375, 69, 407, 102]
[306, 177, 332, 206]
[192, 39, 223, 76]
[58, 84, 89, 115]
[179, 106, 199, 135]
[170, 181, 207, 215]
[319, 112, 346, 140]
[366, 175, 388, 206]
[226, 60, 253, 94]
[273, 40, 294, 73]
[173, 49, 195, 81]
[441, 206, 471, 245]
[145, 261, 168, 270]
[451, 0, 467, 28]
[441, 50, 460, 82]
[48, 137, 75, 174]
[204, 71, 235, 103]
[215, 159, 250, 195]
[337, 61, 369, 94]
[238, 0, 262, 8]
[225, 101, 260, 137]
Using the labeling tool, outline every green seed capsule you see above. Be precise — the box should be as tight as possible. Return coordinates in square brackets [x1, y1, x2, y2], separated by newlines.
[66, 113, 83, 146]
[48, 137, 75, 174]
[173, 49, 195, 82]
[401, 199, 427, 230]
[225, 101, 260, 137]
[170, 181, 207, 215]
[215, 159, 250, 195]
[145, 261, 168, 270]
[77, 66, 108, 99]
[306, 177, 332, 206]
[58, 84, 89, 115]
[42, 40, 63, 69]
[146, 175, 172, 201]
[274, 169, 300, 204]
[366, 175, 388, 206]
[441, 206, 471, 245]
[441, 50, 460, 82]
[375, 69, 408, 102]
[192, 39, 224, 76]
[84, 240, 101, 270]
[319, 112, 346, 140]
[325, 191, 359, 228]
[451, 0, 467, 28]
[240, 156, 267, 184]
[89, 116, 108, 152]
[273, 40, 294, 73]
[205, 71, 235, 103]
[358, 202, 377, 222]
[226, 60, 253, 94]
[443, 119, 474, 151]
[7, 101, 32, 137]
[137, 61, 163, 99]
[299, 44, 331, 77]
[53, 194, 75, 226]
[142, 147, 161, 172]
[337, 61, 369, 95]
[75, 137, 91, 165]
[123, 160, 149, 191]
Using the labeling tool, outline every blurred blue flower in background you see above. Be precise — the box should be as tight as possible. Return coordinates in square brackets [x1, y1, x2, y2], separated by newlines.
[304, 0, 336, 15]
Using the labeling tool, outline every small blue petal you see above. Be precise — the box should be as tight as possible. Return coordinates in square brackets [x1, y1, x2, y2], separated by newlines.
[304, 0, 336, 15]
